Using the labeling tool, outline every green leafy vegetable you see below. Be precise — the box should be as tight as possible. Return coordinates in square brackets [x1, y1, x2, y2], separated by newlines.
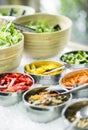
[61, 51, 88, 64]
[26, 20, 61, 33]
[0, 22, 22, 49]
[0, 9, 18, 16]
[0, 12, 7, 16]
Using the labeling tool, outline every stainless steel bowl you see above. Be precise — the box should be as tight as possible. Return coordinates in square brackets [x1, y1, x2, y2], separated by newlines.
[24, 60, 65, 85]
[24, 72, 62, 85]
[0, 72, 34, 106]
[62, 98, 88, 130]
[59, 68, 88, 98]
[0, 91, 22, 106]
[22, 86, 72, 123]
[59, 50, 88, 70]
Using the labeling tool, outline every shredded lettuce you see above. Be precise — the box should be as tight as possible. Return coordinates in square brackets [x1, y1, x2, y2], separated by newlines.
[0, 22, 22, 49]
[26, 20, 61, 33]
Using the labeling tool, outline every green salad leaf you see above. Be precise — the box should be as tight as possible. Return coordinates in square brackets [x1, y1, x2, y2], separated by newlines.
[26, 20, 61, 33]
[0, 22, 22, 49]
[0, 12, 7, 16]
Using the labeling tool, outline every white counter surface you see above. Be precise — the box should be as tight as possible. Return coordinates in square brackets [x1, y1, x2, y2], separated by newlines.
[0, 102, 66, 130]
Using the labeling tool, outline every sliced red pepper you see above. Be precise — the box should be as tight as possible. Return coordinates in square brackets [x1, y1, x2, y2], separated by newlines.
[0, 73, 33, 92]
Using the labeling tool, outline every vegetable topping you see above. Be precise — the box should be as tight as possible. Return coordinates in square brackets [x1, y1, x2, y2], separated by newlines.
[0, 22, 22, 49]
[61, 51, 88, 64]
[61, 69, 88, 88]
[25, 61, 63, 75]
[26, 20, 61, 33]
[0, 73, 33, 92]
[28, 91, 68, 107]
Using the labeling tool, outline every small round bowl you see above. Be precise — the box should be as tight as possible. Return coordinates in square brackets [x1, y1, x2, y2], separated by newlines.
[13, 13, 72, 59]
[60, 50, 88, 70]
[23, 86, 72, 123]
[62, 98, 88, 130]
[0, 72, 34, 106]
[59, 68, 88, 98]
[24, 60, 65, 85]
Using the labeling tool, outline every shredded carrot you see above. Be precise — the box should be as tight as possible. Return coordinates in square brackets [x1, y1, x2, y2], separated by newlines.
[61, 69, 88, 88]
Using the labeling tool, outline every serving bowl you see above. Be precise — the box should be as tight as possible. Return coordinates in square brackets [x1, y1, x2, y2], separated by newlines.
[59, 68, 88, 98]
[24, 60, 65, 85]
[0, 72, 34, 106]
[60, 50, 88, 70]
[62, 98, 88, 130]
[0, 5, 35, 21]
[0, 22, 24, 73]
[13, 13, 72, 59]
[23, 86, 72, 123]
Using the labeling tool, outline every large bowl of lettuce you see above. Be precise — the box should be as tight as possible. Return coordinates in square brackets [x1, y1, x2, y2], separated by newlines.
[13, 13, 72, 59]
[0, 21, 24, 73]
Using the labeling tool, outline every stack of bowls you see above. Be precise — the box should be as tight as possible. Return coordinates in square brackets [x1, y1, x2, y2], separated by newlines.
[13, 13, 72, 59]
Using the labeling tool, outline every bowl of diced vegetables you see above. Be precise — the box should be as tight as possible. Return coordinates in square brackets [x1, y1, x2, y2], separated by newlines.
[13, 13, 72, 58]
[62, 98, 88, 130]
[59, 68, 88, 98]
[24, 60, 65, 85]
[60, 50, 88, 69]
[0, 20, 24, 73]
[0, 5, 35, 21]
[23, 86, 72, 123]
[0, 72, 34, 106]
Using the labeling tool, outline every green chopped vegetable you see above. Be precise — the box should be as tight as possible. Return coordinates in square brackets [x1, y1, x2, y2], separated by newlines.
[0, 12, 7, 16]
[26, 20, 61, 33]
[0, 10, 18, 16]
[0, 22, 22, 49]
[61, 51, 88, 64]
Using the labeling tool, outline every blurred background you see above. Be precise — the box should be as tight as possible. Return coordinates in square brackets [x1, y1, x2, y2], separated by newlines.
[0, 0, 88, 46]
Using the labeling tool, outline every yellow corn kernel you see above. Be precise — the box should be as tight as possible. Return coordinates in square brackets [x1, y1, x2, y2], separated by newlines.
[31, 95, 40, 100]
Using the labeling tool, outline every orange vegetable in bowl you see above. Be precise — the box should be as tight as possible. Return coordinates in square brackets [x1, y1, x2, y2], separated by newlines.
[60, 69, 88, 89]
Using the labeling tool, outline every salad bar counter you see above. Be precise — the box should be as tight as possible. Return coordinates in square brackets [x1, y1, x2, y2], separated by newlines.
[0, 9, 88, 130]
[0, 42, 87, 130]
